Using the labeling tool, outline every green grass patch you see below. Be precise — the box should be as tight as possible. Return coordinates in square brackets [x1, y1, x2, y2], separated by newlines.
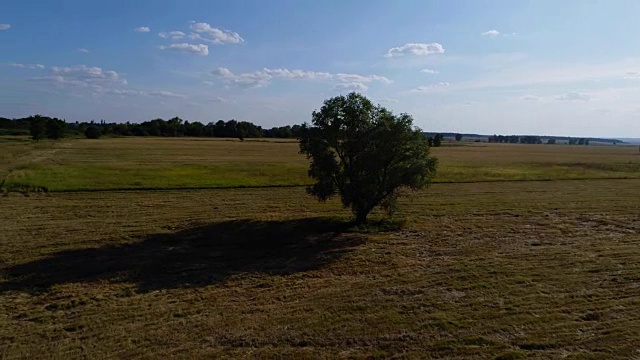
[1, 138, 639, 191]
[4, 163, 311, 191]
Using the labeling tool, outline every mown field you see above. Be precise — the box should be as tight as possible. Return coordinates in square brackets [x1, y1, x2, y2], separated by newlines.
[1, 136, 639, 358]
[1, 136, 639, 192]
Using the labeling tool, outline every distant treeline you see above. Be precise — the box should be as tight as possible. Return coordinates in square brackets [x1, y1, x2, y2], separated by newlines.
[486, 135, 593, 145]
[425, 132, 621, 145]
[0, 115, 302, 139]
[1, 116, 624, 144]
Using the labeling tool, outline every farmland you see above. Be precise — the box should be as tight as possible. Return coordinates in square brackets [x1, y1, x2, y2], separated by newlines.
[1, 137, 640, 358]
[2, 136, 640, 192]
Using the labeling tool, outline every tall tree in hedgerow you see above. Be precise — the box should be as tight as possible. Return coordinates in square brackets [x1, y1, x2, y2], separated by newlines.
[84, 126, 102, 139]
[299, 92, 438, 224]
[29, 115, 47, 141]
[45, 118, 66, 140]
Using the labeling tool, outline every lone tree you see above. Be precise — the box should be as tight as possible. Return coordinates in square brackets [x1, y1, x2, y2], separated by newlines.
[299, 92, 438, 224]
[455, 133, 463, 142]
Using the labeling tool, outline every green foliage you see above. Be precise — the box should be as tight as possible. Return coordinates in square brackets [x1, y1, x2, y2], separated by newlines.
[29, 116, 47, 141]
[433, 134, 444, 147]
[45, 118, 66, 140]
[299, 92, 438, 224]
[84, 126, 102, 139]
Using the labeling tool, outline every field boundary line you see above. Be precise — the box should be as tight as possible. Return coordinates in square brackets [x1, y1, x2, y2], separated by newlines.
[32, 176, 640, 194]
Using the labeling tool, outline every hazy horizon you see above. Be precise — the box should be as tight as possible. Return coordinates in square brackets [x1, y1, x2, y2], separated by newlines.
[2, 0, 640, 138]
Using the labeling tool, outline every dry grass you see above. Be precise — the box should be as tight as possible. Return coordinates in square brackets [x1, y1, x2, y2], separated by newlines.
[2, 137, 639, 191]
[1, 179, 639, 358]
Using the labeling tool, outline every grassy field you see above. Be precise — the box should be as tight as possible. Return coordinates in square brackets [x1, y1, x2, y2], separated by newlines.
[1, 180, 639, 358]
[1, 136, 639, 191]
[1, 136, 639, 358]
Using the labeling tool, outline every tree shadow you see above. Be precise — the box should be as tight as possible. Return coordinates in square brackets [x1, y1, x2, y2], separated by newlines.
[0, 217, 365, 294]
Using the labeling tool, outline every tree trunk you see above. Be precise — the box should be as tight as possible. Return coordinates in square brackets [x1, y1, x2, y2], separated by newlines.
[355, 209, 369, 225]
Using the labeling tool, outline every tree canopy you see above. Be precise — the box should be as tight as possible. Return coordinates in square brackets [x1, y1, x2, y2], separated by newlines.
[299, 93, 438, 224]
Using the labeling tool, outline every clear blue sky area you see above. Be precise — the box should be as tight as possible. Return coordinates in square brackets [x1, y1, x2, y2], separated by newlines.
[2, 0, 640, 137]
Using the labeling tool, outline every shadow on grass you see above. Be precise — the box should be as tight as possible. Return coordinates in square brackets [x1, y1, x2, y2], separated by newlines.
[0, 217, 364, 294]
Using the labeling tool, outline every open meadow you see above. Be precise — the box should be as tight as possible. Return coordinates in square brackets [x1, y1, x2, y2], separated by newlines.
[1, 137, 640, 358]
[1, 137, 640, 192]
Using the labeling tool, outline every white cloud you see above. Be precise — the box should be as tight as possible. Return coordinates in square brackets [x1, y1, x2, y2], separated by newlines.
[77, 48, 90, 53]
[264, 68, 332, 80]
[555, 92, 590, 101]
[134, 26, 150, 33]
[410, 82, 450, 93]
[189, 22, 244, 44]
[420, 68, 439, 74]
[211, 67, 391, 90]
[377, 98, 398, 103]
[447, 58, 640, 91]
[482, 30, 501, 37]
[334, 82, 369, 93]
[625, 71, 640, 79]
[212, 67, 271, 87]
[30, 65, 128, 93]
[521, 95, 541, 101]
[0, 24, 10, 30]
[335, 73, 392, 84]
[159, 31, 186, 40]
[160, 43, 209, 56]
[148, 90, 187, 98]
[212, 96, 234, 103]
[51, 65, 125, 84]
[384, 43, 445, 58]
[4, 62, 45, 69]
[107, 89, 186, 98]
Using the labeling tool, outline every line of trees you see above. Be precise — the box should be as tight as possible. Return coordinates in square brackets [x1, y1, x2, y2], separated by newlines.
[426, 134, 444, 147]
[1, 115, 303, 140]
[488, 134, 590, 145]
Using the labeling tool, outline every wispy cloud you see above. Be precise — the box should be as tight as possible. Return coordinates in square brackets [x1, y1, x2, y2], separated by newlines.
[77, 48, 90, 54]
[0, 24, 10, 30]
[134, 26, 150, 33]
[29, 65, 128, 95]
[334, 82, 369, 92]
[4, 62, 45, 69]
[189, 22, 244, 44]
[384, 43, 445, 58]
[159, 31, 186, 40]
[625, 70, 640, 79]
[420, 68, 439, 74]
[52, 65, 125, 84]
[107, 89, 187, 98]
[442, 58, 640, 91]
[555, 92, 590, 101]
[377, 98, 398, 103]
[481, 29, 500, 37]
[160, 43, 209, 56]
[212, 96, 234, 103]
[211, 67, 391, 91]
[409, 82, 450, 93]
[334, 73, 392, 84]
[521, 95, 541, 101]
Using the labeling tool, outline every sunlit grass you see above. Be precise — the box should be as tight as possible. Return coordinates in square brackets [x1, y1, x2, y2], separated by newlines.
[1, 137, 639, 191]
[1, 180, 638, 358]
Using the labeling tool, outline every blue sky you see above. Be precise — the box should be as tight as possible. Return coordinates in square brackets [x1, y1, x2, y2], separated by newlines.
[2, 0, 640, 137]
